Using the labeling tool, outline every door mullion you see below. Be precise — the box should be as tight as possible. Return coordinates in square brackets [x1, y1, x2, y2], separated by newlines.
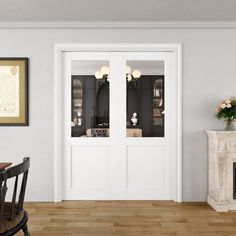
[116, 54, 127, 199]
[109, 53, 119, 199]
[109, 53, 127, 199]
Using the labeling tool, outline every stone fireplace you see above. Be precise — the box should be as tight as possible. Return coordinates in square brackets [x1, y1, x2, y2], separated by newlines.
[233, 163, 236, 200]
[207, 130, 236, 212]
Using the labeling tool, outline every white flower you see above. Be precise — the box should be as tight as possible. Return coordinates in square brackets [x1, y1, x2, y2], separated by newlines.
[225, 99, 231, 104]
[227, 104, 232, 108]
[221, 103, 226, 109]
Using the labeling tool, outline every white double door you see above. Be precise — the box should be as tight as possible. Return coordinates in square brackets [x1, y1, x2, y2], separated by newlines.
[63, 51, 176, 200]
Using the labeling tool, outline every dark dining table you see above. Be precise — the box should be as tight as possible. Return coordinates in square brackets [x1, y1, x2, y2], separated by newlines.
[0, 162, 12, 171]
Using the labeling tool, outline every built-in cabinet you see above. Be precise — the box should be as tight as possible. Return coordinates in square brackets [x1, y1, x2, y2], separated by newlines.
[71, 76, 110, 137]
[71, 75, 164, 138]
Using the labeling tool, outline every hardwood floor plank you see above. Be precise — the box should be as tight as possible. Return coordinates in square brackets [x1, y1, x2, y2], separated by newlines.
[14, 201, 236, 236]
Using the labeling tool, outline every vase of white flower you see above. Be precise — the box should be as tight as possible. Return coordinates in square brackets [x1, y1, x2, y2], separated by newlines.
[224, 118, 235, 131]
[215, 98, 236, 131]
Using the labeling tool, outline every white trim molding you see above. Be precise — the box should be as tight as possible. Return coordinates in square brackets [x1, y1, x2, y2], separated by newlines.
[1, 21, 236, 29]
[53, 43, 183, 202]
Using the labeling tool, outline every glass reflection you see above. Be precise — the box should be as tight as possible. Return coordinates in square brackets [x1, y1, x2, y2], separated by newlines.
[126, 61, 165, 137]
[71, 61, 110, 137]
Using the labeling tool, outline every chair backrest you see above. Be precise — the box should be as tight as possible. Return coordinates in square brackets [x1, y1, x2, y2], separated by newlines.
[0, 157, 30, 222]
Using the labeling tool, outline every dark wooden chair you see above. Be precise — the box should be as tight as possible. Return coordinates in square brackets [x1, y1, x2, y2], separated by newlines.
[0, 157, 30, 236]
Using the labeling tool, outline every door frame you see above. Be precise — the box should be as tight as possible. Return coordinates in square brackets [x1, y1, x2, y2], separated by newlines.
[53, 43, 183, 202]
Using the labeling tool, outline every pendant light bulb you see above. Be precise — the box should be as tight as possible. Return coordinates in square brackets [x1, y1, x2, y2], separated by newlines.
[127, 74, 132, 82]
[132, 70, 141, 78]
[101, 66, 110, 75]
[95, 70, 103, 79]
[126, 65, 132, 75]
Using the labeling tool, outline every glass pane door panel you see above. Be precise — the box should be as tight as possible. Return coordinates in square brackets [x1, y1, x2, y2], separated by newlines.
[71, 60, 110, 137]
[126, 61, 165, 137]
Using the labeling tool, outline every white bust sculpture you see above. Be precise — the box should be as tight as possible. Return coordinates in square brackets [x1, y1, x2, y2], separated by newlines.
[131, 112, 138, 126]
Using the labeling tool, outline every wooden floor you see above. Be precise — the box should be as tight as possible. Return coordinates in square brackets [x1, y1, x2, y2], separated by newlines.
[15, 201, 236, 236]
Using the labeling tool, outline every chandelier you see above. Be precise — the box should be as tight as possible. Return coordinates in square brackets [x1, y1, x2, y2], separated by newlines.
[95, 65, 141, 82]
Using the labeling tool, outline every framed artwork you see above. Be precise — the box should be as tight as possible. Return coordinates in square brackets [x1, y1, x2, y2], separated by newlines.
[0, 58, 28, 126]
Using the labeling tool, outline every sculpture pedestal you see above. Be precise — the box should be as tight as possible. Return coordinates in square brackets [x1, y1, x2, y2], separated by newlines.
[206, 130, 236, 212]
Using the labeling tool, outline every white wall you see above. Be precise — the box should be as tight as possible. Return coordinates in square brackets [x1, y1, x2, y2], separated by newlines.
[0, 28, 236, 201]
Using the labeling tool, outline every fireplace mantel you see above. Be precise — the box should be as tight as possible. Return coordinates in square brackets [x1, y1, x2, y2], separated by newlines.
[206, 130, 236, 212]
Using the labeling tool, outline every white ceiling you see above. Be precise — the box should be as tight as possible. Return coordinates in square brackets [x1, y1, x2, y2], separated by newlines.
[1, 0, 236, 21]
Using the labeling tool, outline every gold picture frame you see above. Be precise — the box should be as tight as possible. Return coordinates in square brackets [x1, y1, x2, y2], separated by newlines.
[0, 58, 28, 126]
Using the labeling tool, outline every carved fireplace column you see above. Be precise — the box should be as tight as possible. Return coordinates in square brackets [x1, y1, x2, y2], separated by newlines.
[206, 130, 236, 212]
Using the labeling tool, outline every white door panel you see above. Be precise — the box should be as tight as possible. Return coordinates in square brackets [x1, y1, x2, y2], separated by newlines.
[71, 146, 109, 188]
[69, 146, 110, 200]
[64, 51, 175, 200]
[127, 146, 165, 188]
[126, 146, 169, 199]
